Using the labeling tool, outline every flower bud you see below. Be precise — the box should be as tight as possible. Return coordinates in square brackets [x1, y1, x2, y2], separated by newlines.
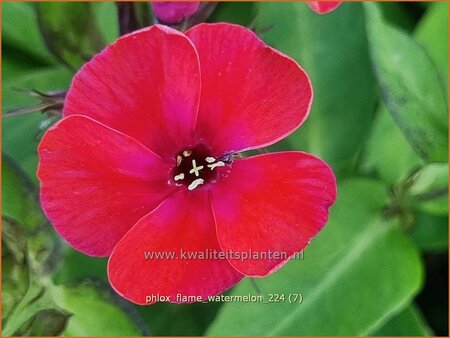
[152, 1, 200, 24]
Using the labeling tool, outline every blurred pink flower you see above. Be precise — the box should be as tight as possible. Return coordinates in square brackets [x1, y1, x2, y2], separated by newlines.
[152, 1, 200, 24]
[307, 2, 342, 14]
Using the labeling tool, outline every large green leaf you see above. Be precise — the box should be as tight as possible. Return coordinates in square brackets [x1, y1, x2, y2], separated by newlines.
[364, 3, 448, 163]
[50, 281, 143, 336]
[254, 2, 377, 176]
[2, 2, 56, 65]
[207, 179, 423, 335]
[36, 3, 105, 69]
[92, 2, 119, 45]
[2, 53, 43, 85]
[371, 304, 432, 336]
[415, 2, 448, 90]
[2, 155, 43, 230]
[2, 66, 73, 183]
[362, 105, 423, 184]
[362, 4, 448, 185]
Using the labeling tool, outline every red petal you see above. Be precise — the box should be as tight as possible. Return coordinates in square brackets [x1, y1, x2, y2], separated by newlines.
[186, 23, 312, 155]
[38, 115, 174, 257]
[108, 190, 243, 305]
[64, 25, 200, 159]
[307, 2, 342, 14]
[210, 152, 336, 276]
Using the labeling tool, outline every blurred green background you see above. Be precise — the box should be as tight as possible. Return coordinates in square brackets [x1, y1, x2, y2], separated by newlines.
[1, 1, 448, 336]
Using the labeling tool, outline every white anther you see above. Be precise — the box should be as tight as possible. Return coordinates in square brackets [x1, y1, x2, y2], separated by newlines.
[188, 178, 204, 191]
[205, 156, 216, 163]
[183, 150, 192, 157]
[174, 173, 185, 181]
[189, 159, 204, 177]
[207, 161, 225, 170]
[176, 155, 183, 166]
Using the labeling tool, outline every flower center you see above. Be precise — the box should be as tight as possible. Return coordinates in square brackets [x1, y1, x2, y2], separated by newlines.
[172, 144, 226, 190]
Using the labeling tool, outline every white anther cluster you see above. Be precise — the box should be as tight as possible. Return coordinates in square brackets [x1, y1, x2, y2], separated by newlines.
[173, 152, 226, 191]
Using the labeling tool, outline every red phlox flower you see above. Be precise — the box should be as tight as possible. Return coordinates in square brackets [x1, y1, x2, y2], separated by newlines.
[151, 1, 200, 24]
[307, 1, 342, 14]
[38, 24, 337, 305]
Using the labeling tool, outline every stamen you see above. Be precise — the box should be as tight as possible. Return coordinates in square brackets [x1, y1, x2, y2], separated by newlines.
[174, 173, 185, 181]
[189, 159, 204, 177]
[207, 161, 225, 170]
[173, 145, 225, 191]
[188, 178, 204, 191]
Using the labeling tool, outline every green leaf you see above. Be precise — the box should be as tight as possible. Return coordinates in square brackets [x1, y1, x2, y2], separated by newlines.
[415, 2, 448, 90]
[362, 105, 423, 184]
[50, 281, 143, 336]
[408, 163, 448, 215]
[36, 3, 105, 69]
[207, 179, 423, 335]
[254, 2, 377, 177]
[2, 3, 56, 65]
[2, 55, 41, 85]
[364, 3, 448, 163]
[371, 304, 433, 336]
[2, 155, 43, 230]
[408, 211, 448, 252]
[2, 66, 73, 183]
[92, 2, 119, 45]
